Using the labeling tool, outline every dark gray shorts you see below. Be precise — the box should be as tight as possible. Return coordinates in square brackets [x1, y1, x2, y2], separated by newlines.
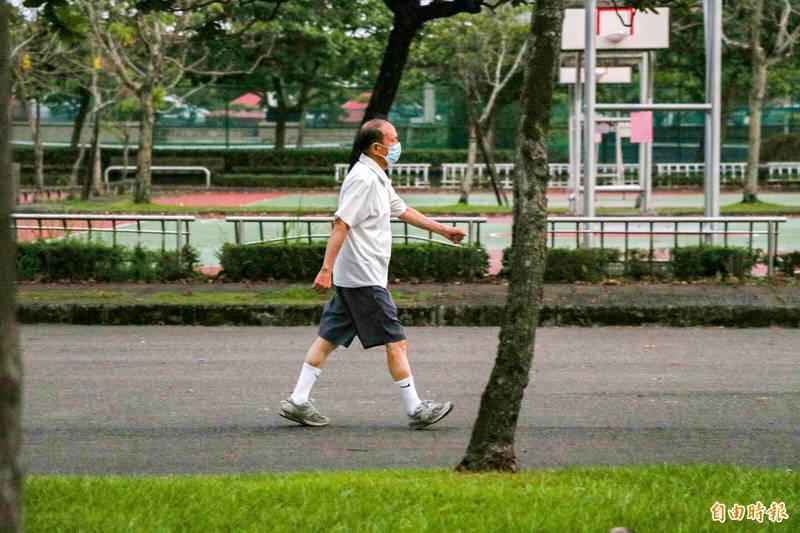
[317, 286, 407, 349]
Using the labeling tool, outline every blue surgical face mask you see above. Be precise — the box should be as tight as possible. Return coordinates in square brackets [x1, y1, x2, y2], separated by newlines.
[379, 142, 402, 164]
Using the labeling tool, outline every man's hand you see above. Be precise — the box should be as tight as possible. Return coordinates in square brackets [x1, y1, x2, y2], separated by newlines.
[446, 227, 467, 244]
[312, 268, 332, 293]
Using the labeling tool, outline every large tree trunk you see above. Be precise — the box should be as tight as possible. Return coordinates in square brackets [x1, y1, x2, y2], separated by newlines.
[459, 123, 478, 205]
[743, 0, 766, 204]
[0, 3, 24, 529]
[457, 0, 563, 473]
[348, 15, 423, 167]
[70, 86, 91, 150]
[134, 86, 155, 203]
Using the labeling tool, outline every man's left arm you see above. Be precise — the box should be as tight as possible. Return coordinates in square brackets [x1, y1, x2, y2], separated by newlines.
[397, 207, 466, 244]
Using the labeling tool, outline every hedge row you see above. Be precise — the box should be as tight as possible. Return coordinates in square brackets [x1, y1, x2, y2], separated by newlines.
[12, 240, 792, 282]
[13, 146, 516, 175]
[17, 240, 201, 282]
[218, 242, 489, 282]
[213, 174, 336, 188]
[502, 245, 762, 281]
[502, 247, 621, 283]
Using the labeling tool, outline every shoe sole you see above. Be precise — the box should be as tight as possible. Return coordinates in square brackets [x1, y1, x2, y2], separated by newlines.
[409, 402, 454, 430]
[279, 409, 329, 427]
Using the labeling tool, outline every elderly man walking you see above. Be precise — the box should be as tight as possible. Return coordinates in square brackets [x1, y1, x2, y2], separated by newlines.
[280, 119, 466, 429]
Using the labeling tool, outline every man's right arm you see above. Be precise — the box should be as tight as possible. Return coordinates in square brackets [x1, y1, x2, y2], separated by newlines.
[312, 217, 349, 293]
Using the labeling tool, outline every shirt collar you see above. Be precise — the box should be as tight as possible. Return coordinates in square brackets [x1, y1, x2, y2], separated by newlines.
[359, 153, 391, 184]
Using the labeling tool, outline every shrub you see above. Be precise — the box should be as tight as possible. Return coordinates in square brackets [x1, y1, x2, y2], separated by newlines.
[218, 242, 488, 282]
[16, 239, 201, 282]
[501, 247, 620, 283]
[777, 251, 800, 276]
[761, 133, 800, 163]
[669, 245, 758, 280]
[623, 248, 670, 280]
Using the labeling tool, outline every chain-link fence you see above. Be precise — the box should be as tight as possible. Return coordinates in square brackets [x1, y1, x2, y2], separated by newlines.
[12, 82, 800, 165]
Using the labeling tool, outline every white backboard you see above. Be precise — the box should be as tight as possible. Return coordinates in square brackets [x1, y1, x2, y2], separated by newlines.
[559, 66, 632, 84]
[561, 7, 669, 50]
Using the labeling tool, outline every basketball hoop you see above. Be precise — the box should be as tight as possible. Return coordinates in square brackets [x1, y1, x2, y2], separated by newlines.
[603, 30, 629, 43]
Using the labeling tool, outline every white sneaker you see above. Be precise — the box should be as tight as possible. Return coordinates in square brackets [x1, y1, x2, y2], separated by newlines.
[408, 400, 453, 429]
[279, 397, 329, 427]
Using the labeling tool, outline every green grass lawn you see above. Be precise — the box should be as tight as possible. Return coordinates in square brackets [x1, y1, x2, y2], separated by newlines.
[25, 465, 798, 532]
[661, 201, 800, 216]
[23, 193, 800, 216]
[17, 286, 427, 305]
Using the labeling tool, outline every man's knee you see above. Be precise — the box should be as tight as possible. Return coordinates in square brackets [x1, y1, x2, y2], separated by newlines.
[386, 339, 407, 358]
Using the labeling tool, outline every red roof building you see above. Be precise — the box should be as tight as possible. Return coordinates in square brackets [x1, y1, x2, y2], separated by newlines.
[341, 92, 371, 123]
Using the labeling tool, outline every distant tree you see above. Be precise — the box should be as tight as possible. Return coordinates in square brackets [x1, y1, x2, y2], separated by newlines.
[9, 10, 70, 188]
[724, 0, 800, 203]
[226, 0, 387, 149]
[72, 0, 276, 203]
[425, 6, 527, 205]
[347, 0, 501, 167]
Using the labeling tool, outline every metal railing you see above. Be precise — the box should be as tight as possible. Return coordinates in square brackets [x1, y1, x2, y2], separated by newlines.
[104, 165, 212, 187]
[334, 163, 431, 188]
[546, 216, 786, 276]
[11, 213, 195, 252]
[225, 216, 487, 247]
[335, 161, 798, 189]
[767, 162, 800, 183]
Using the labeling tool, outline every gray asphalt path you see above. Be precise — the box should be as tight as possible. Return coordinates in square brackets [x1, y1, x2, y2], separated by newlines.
[21, 325, 799, 475]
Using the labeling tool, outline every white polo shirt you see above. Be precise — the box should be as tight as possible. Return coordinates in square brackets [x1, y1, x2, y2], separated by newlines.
[333, 154, 408, 288]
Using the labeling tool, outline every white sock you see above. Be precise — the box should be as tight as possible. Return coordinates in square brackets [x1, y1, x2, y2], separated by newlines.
[290, 363, 320, 405]
[394, 376, 422, 415]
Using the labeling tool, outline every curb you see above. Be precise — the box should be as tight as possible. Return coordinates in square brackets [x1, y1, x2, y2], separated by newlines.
[16, 302, 800, 328]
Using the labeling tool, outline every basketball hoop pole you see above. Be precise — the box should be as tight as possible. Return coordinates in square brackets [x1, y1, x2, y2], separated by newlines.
[582, 0, 597, 247]
[703, 0, 722, 243]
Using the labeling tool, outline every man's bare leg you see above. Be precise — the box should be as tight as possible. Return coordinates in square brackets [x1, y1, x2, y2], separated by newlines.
[288, 337, 337, 405]
[387, 339, 422, 415]
[305, 336, 338, 369]
[387, 339, 453, 427]
[386, 339, 411, 381]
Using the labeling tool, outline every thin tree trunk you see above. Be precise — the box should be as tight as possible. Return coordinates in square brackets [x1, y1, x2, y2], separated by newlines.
[0, 3, 24, 528]
[273, 77, 287, 150]
[70, 86, 91, 149]
[274, 105, 287, 150]
[296, 102, 307, 149]
[34, 98, 43, 188]
[475, 115, 507, 206]
[459, 123, 478, 205]
[295, 85, 311, 149]
[348, 15, 422, 168]
[134, 86, 154, 203]
[91, 108, 103, 195]
[25, 97, 44, 189]
[82, 110, 100, 200]
[69, 142, 88, 188]
[743, 0, 766, 204]
[458, 0, 563, 473]
[121, 125, 130, 182]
